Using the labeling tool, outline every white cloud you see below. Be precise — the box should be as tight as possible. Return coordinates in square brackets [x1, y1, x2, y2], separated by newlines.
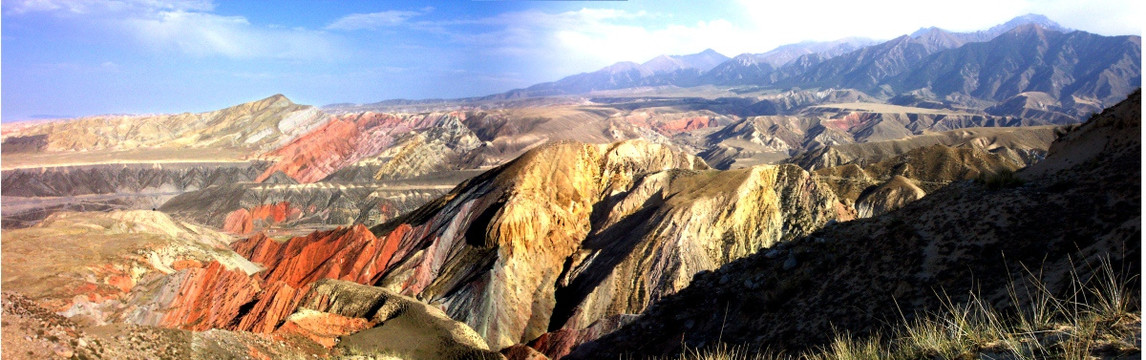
[448, 8, 748, 76]
[125, 11, 339, 60]
[4, 0, 213, 15]
[1013, 0, 1142, 36]
[734, 0, 1140, 47]
[326, 8, 431, 31]
[736, 0, 1028, 44]
[4, 0, 340, 60]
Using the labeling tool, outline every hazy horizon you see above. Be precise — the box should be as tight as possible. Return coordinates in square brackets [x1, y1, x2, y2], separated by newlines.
[1, 0, 1141, 122]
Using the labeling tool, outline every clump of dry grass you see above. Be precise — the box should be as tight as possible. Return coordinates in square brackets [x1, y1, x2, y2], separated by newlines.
[657, 260, 1139, 360]
[976, 168, 1024, 189]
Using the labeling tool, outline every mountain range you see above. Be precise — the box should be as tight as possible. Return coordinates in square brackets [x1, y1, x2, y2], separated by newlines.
[492, 14, 1138, 124]
[0, 12, 1140, 360]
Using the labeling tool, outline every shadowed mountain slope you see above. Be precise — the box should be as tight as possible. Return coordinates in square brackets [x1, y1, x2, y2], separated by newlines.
[567, 90, 1140, 359]
[888, 25, 1141, 116]
[785, 125, 1059, 170]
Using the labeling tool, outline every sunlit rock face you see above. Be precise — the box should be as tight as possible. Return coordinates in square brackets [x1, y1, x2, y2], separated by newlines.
[349, 139, 841, 353]
[146, 224, 401, 333]
[255, 111, 478, 183]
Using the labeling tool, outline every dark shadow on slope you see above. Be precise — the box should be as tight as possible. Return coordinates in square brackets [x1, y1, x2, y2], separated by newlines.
[548, 196, 663, 332]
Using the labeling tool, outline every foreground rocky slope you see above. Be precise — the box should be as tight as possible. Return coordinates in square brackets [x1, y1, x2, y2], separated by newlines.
[355, 140, 842, 353]
[0, 211, 259, 323]
[127, 139, 843, 358]
[568, 90, 1141, 358]
[0, 210, 502, 359]
[1, 292, 320, 359]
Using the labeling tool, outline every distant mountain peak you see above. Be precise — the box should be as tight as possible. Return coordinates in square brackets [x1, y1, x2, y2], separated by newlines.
[986, 13, 1070, 37]
[999, 13, 1068, 31]
[910, 14, 1069, 40]
[602, 61, 642, 73]
[670, 49, 731, 72]
[910, 26, 944, 38]
[266, 93, 291, 102]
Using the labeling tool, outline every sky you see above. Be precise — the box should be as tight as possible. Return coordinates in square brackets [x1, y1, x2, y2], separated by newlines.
[1, 0, 1141, 122]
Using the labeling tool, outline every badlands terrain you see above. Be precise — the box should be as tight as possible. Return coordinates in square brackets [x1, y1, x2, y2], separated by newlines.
[1, 15, 1141, 360]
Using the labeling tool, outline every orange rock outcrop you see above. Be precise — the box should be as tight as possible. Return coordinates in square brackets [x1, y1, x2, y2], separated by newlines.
[159, 262, 261, 331]
[222, 202, 303, 234]
[159, 224, 414, 334]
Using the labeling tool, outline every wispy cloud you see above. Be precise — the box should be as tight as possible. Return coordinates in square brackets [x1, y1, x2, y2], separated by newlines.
[3, 0, 214, 15]
[125, 11, 340, 60]
[427, 8, 739, 77]
[326, 7, 432, 31]
[4, 0, 341, 60]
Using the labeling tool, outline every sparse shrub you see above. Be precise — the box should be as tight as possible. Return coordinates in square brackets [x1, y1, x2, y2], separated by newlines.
[976, 169, 1023, 189]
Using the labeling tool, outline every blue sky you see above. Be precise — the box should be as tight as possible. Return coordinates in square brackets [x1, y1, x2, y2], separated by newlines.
[1, 0, 1140, 122]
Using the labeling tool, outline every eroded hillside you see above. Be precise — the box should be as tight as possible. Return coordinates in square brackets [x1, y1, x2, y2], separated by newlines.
[568, 90, 1141, 359]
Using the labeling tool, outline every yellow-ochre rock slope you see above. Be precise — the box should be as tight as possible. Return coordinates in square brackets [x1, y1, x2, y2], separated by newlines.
[367, 139, 842, 354]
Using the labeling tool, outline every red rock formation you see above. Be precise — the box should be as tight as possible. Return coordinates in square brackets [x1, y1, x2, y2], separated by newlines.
[159, 262, 261, 331]
[222, 202, 303, 234]
[256, 118, 360, 183]
[275, 311, 372, 348]
[161, 224, 416, 334]
[234, 282, 308, 333]
[823, 112, 879, 132]
[223, 209, 255, 234]
[502, 344, 550, 360]
[527, 315, 634, 359]
[255, 112, 467, 183]
[232, 224, 406, 288]
[171, 259, 204, 271]
[656, 116, 714, 134]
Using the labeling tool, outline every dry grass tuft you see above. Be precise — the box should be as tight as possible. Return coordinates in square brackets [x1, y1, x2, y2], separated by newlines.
[654, 260, 1139, 360]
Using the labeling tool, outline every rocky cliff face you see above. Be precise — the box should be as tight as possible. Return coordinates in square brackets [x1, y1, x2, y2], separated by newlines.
[533, 164, 839, 358]
[361, 140, 711, 349]
[255, 111, 479, 183]
[91, 222, 505, 358]
[126, 224, 391, 332]
[331, 139, 841, 357]
[567, 90, 1141, 359]
[324, 114, 483, 182]
[134, 136, 1027, 357]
